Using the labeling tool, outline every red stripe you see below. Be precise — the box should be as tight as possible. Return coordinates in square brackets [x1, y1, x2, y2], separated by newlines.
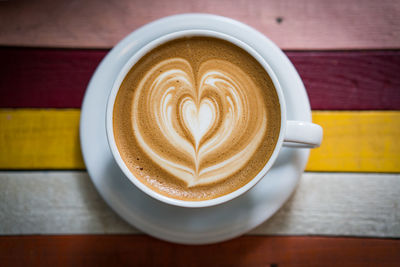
[0, 48, 104, 108]
[289, 51, 400, 110]
[0, 235, 399, 266]
[1, 48, 399, 109]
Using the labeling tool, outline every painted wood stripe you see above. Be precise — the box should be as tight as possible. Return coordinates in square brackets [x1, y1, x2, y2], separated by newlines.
[1, 0, 399, 49]
[0, 171, 399, 237]
[1, 48, 400, 110]
[309, 111, 400, 172]
[0, 109, 84, 169]
[1, 235, 399, 266]
[0, 109, 399, 172]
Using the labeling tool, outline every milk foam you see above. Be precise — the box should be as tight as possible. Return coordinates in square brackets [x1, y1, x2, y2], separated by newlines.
[132, 58, 267, 187]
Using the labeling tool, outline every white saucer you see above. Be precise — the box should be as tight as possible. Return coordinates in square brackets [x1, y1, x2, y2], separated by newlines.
[80, 14, 311, 245]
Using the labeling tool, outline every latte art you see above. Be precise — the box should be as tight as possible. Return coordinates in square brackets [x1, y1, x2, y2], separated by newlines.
[113, 37, 281, 201]
[132, 58, 267, 186]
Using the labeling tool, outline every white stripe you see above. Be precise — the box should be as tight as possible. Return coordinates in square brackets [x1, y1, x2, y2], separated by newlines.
[0, 171, 399, 237]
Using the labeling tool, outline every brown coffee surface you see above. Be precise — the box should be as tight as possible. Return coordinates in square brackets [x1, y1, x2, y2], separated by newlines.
[113, 37, 281, 201]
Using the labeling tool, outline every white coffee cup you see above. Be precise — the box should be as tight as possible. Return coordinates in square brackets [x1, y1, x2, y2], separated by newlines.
[106, 29, 322, 208]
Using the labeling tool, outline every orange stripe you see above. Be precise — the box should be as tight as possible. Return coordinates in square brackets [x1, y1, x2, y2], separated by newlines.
[1, 235, 399, 266]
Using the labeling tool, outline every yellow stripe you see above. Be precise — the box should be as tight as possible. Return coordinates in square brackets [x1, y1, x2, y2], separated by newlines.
[0, 109, 399, 172]
[309, 111, 400, 172]
[0, 109, 84, 169]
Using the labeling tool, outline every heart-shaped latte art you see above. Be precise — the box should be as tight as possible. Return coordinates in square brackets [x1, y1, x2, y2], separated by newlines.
[132, 58, 267, 187]
[181, 98, 215, 149]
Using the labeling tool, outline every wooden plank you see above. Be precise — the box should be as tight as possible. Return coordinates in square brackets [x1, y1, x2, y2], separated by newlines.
[1, 171, 399, 237]
[0, 48, 104, 108]
[1, 109, 399, 172]
[288, 51, 400, 110]
[309, 111, 400, 172]
[0, 109, 84, 169]
[1, 49, 400, 110]
[1, 235, 400, 267]
[0, 171, 133, 234]
[0, 0, 399, 49]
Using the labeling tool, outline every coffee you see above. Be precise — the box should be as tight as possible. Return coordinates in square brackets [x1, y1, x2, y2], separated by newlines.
[113, 37, 281, 201]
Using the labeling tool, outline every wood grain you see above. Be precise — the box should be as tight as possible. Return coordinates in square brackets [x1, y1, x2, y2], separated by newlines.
[1, 172, 399, 237]
[310, 111, 400, 172]
[0, 0, 399, 49]
[1, 109, 399, 172]
[0, 48, 104, 108]
[288, 51, 400, 110]
[1, 235, 399, 267]
[0, 109, 84, 169]
[1, 49, 400, 109]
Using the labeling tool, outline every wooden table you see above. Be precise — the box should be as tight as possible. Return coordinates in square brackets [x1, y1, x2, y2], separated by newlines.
[1, 0, 399, 266]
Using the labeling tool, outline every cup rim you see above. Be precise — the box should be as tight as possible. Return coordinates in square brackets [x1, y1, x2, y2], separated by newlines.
[106, 29, 287, 208]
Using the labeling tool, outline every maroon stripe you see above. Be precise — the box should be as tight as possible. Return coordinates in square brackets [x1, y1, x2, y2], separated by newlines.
[288, 51, 400, 110]
[1, 48, 399, 109]
[0, 48, 105, 108]
[0, 235, 399, 266]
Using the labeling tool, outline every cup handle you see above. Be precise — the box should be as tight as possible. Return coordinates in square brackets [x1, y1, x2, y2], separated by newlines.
[283, 120, 323, 148]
